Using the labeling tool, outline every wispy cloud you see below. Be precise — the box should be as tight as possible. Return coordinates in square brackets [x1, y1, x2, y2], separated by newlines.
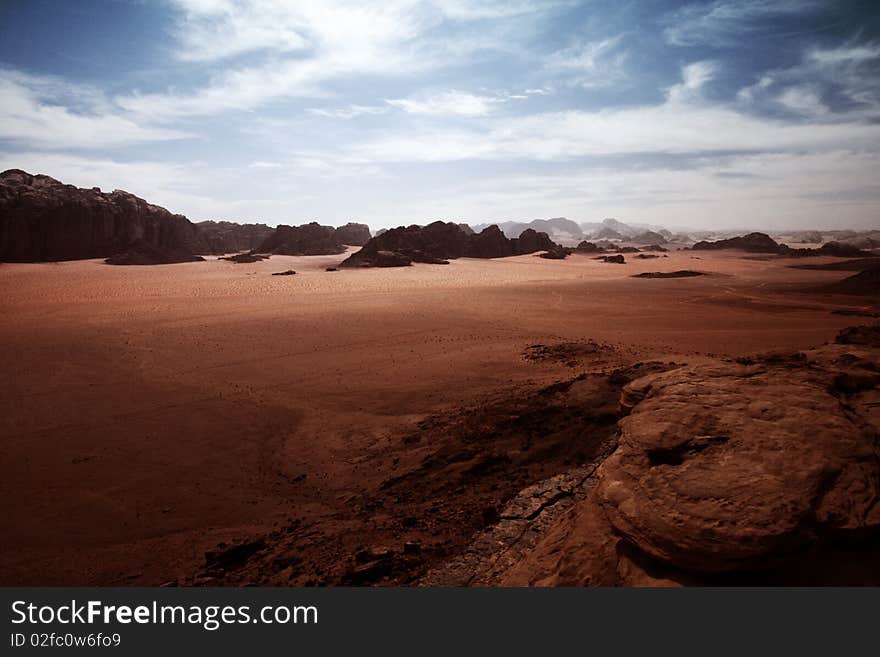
[306, 104, 389, 120]
[663, 0, 824, 47]
[0, 70, 190, 148]
[543, 35, 628, 88]
[386, 89, 503, 117]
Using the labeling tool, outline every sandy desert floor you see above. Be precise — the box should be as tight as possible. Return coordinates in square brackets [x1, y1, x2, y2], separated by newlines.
[0, 248, 876, 585]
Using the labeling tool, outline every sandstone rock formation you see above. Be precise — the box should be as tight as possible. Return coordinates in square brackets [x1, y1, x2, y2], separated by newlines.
[0, 169, 204, 263]
[256, 222, 348, 256]
[496, 335, 880, 586]
[632, 230, 668, 244]
[693, 232, 875, 258]
[334, 222, 372, 246]
[574, 241, 605, 254]
[340, 222, 560, 268]
[105, 240, 204, 265]
[195, 220, 274, 254]
[692, 232, 782, 253]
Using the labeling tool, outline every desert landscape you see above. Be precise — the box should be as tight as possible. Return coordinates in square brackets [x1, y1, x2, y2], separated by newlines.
[2, 1, 879, 591]
[1, 170, 878, 586]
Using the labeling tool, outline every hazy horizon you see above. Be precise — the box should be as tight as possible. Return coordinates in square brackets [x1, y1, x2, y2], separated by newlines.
[1, 1, 879, 231]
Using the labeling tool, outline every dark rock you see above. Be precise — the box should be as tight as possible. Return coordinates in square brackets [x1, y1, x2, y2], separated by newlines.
[271, 270, 297, 276]
[105, 239, 205, 265]
[574, 241, 605, 254]
[257, 222, 347, 255]
[600, 255, 625, 264]
[335, 222, 372, 246]
[643, 243, 668, 252]
[538, 245, 570, 259]
[836, 324, 880, 347]
[219, 253, 270, 263]
[196, 220, 274, 254]
[633, 270, 705, 278]
[340, 222, 562, 268]
[325, 267, 338, 272]
[0, 169, 204, 263]
[692, 232, 781, 253]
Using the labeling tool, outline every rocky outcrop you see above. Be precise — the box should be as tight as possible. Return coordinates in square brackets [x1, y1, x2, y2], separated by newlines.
[496, 337, 880, 586]
[256, 222, 347, 256]
[692, 232, 781, 253]
[633, 270, 704, 278]
[335, 222, 372, 246]
[471, 217, 583, 244]
[539, 245, 570, 260]
[574, 241, 605, 254]
[195, 220, 274, 254]
[340, 222, 560, 268]
[0, 169, 204, 263]
[632, 230, 667, 244]
[104, 240, 204, 265]
[693, 232, 874, 258]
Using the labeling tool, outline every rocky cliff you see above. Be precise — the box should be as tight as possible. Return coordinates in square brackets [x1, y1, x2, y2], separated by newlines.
[0, 169, 204, 263]
[195, 220, 274, 254]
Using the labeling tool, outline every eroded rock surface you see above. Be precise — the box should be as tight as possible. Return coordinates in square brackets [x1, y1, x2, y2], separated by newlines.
[0, 169, 204, 263]
[493, 337, 880, 585]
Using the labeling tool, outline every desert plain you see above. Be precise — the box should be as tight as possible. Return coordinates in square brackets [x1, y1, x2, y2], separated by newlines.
[1, 247, 876, 586]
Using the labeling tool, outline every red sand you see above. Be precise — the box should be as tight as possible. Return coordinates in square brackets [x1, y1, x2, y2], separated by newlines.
[0, 249, 873, 584]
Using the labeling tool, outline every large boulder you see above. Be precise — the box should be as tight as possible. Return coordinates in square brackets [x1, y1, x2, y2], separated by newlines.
[499, 342, 880, 586]
[0, 169, 204, 263]
[598, 361, 879, 573]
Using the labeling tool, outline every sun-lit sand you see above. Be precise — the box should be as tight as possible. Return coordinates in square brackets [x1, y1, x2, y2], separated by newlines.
[0, 249, 871, 584]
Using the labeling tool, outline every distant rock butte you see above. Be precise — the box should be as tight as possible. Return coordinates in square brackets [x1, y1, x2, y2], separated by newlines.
[692, 232, 782, 253]
[257, 222, 344, 256]
[339, 221, 560, 268]
[196, 220, 274, 255]
[693, 232, 876, 258]
[0, 169, 205, 264]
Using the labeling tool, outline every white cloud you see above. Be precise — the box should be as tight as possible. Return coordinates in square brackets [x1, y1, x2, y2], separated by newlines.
[306, 104, 388, 119]
[663, 0, 822, 47]
[737, 41, 880, 119]
[0, 70, 190, 148]
[543, 36, 628, 89]
[121, 0, 560, 120]
[342, 63, 880, 164]
[386, 90, 500, 116]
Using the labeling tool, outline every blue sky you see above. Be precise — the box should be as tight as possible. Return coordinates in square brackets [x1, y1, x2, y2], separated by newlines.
[1, 0, 879, 230]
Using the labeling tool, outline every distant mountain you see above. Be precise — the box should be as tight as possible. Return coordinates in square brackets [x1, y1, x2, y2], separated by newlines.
[580, 218, 674, 241]
[471, 217, 584, 245]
